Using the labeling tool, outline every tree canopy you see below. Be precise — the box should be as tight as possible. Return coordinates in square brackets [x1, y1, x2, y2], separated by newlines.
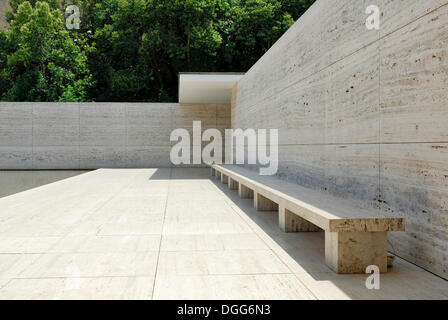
[0, 0, 315, 102]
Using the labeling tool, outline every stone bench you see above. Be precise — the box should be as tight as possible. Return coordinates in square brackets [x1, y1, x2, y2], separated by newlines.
[210, 164, 405, 274]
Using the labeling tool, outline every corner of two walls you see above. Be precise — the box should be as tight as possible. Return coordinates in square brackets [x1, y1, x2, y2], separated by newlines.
[231, 0, 448, 279]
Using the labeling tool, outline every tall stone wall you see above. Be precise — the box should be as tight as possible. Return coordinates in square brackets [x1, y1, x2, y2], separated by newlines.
[232, 0, 448, 279]
[0, 102, 230, 169]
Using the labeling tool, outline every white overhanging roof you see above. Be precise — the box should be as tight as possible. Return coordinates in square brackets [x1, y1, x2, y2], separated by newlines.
[178, 73, 245, 104]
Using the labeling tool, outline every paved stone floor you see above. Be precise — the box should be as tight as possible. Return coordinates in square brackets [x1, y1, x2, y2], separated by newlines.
[0, 168, 447, 299]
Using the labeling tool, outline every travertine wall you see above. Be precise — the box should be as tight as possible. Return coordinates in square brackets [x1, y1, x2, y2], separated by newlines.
[232, 0, 448, 279]
[0, 102, 230, 169]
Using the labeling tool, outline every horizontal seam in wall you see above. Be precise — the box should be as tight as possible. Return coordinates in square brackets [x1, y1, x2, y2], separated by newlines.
[276, 141, 448, 146]
[239, 2, 448, 113]
[76, 145, 172, 147]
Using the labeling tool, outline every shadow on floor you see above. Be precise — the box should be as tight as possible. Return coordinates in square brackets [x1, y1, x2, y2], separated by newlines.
[207, 172, 448, 300]
[147, 167, 211, 180]
[147, 167, 448, 299]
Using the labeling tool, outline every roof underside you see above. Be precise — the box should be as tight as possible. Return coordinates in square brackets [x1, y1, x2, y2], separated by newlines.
[178, 73, 244, 104]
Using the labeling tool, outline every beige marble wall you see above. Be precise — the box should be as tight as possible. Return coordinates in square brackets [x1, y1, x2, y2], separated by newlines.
[0, 102, 230, 169]
[232, 0, 448, 279]
[0, 170, 89, 198]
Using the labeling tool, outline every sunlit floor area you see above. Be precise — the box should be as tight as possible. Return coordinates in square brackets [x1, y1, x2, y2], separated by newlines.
[0, 168, 447, 300]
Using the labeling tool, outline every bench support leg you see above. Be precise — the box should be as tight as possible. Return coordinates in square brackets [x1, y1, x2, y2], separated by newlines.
[210, 168, 215, 177]
[228, 177, 238, 190]
[238, 183, 254, 199]
[215, 171, 221, 180]
[254, 192, 278, 211]
[221, 173, 228, 184]
[325, 231, 388, 274]
[279, 205, 321, 232]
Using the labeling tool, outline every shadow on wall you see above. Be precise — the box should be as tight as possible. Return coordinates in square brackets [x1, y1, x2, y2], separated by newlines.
[244, 155, 442, 278]
[208, 173, 448, 299]
[231, 0, 448, 280]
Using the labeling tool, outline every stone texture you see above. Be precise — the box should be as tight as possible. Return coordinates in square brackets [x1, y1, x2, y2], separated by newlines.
[0, 103, 32, 147]
[214, 164, 404, 232]
[228, 177, 238, 190]
[221, 173, 228, 184]
[379, 0, 447, 35]
[379, 6, 448, 143]
[0, 147, 32, 169]
[214, 164, 403, 273]
[1, 168, 447, 299]
[231, 0, 448, 279]
[326, 43, 380, 144]
[254, 192, 279, 212]
[34, 147, 80, 170]
[325, 231, 387, 274]
[0, 102, 230, 169]
[279, 205, 322, 232]
[238, 183, 254, 199]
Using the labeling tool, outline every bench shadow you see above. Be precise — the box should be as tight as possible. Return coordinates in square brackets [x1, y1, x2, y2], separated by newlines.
[210, 176, 333, 273]
[146, 168, 448, 299]
[150, 168, 334, 279]
[207, 174, 435, 300]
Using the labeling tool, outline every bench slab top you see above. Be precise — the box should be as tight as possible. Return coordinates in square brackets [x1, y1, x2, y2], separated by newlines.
[212, 165, 404, 232]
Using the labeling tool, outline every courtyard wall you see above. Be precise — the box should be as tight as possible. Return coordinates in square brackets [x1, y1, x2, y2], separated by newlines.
[0, 102, 229, 169]
[231, 0, 448, 279]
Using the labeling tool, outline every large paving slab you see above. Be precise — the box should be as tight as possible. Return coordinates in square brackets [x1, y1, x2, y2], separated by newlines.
[0, 168, 447, 299]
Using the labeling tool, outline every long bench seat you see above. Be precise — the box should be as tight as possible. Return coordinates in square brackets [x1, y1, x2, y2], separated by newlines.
[210, 164, 405, 274]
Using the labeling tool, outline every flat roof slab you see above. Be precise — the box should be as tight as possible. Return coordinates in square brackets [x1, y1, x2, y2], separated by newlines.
[178, 73, 244, 104]
[0, 168, 447, 299]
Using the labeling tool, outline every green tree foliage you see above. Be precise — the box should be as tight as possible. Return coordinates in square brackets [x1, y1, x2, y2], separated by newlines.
[218, 0, 295, 71]
[280, 0, 316, 20]
[1, 1, 94, 101]
[90, 0, 224, 101]
[0, 30, 12, 95]
[0, 0, 315, 102]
